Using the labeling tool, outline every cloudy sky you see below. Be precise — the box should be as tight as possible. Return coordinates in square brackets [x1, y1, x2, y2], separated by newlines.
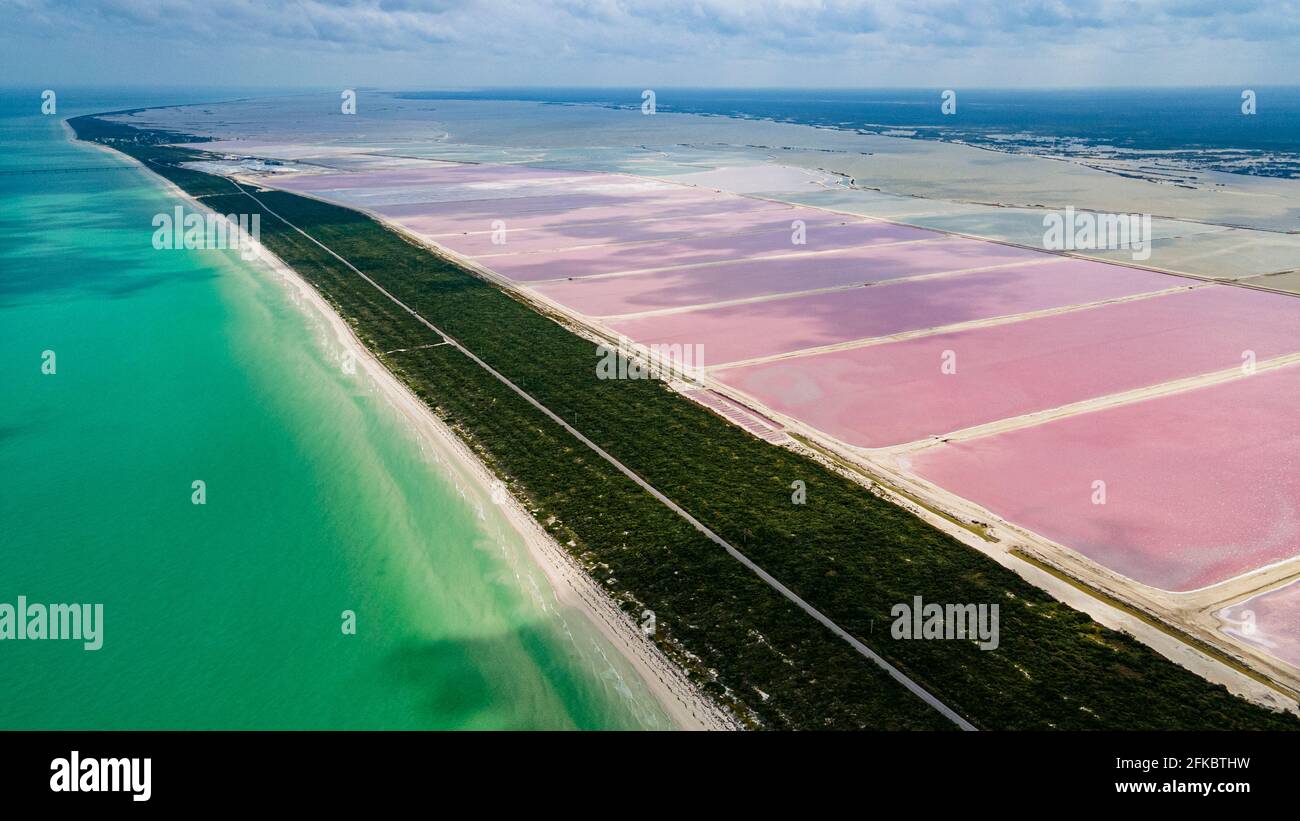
[3, 0, 1298, 88]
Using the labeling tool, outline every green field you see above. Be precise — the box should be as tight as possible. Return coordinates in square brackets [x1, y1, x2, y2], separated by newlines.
[70, 113, 1300, 730]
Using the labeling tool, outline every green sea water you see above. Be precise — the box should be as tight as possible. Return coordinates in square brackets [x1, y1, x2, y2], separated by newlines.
[0, 90, 672, 729]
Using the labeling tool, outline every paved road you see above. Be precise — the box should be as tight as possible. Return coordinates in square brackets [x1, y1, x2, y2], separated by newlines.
[233, 180, 978, 731]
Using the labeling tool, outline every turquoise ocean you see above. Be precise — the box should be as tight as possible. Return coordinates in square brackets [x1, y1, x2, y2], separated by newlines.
[0, 88, 670, 729]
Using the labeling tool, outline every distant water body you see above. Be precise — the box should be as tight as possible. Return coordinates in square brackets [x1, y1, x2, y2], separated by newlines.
[407, 87, 1300, 177]
[0, 88, 670, 729]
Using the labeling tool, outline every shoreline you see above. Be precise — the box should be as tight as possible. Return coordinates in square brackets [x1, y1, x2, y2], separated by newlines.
[72, 125, 734, 732]
[257, 244, 733, 732]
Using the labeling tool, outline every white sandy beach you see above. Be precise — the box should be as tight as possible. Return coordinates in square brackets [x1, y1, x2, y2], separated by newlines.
[254, 238, 735, 732]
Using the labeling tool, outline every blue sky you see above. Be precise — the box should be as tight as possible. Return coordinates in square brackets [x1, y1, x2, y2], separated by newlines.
[3, 0, 1298, 88]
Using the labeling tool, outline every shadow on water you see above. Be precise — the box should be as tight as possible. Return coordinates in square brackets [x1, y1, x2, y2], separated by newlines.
[382, 622, 646, 731]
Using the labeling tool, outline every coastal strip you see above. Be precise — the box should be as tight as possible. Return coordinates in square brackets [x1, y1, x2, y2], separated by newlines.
[258, 231, 735, 731]
[230, 179, 970, 731]
[68, 111, 1300, 731]
[75, 125, 731, 731]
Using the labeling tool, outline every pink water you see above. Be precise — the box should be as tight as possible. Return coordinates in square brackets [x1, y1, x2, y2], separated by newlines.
[329, 180, 659, 207]
[608, 260, 1180, 364]
[909, 364, 1300, 591]
[410, 194, 789, 236]
[273, 165, 603, 192]
[489, 220, 937, 281]
[447, 206, 848, 257]
[528, 235, 1046, 315]
[377, 193, 646, 220]
[1218, 581, 1300, 668]
[715, 285, 1300, 447]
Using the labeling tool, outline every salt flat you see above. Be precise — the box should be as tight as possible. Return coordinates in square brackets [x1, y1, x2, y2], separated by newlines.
[909, 364, 1300, 592]
[531, 235, 1046, 315]
[715, 285, 1300, 448]
[607, 259, 1180, 365]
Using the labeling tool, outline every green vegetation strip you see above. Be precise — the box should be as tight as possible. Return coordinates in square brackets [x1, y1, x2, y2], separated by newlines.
[786, 432, 997, 543]
[71, 113, 1300, 730]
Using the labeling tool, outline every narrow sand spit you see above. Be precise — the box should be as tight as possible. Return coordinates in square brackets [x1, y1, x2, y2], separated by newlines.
[76, 130, 734, 731]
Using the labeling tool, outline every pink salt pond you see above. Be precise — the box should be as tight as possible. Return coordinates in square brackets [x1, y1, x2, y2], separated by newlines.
[489, 219, 936, 282]
[607, 259, 1180, 365]
[441, 205, 815, 257]
[908, 364, 1300, 592]
[714, 285, 1300, 448]
[273, 164, 603, 192]
[1218, 581, 1300, 669]
[407, 193, 788, 236]
[529, 235, 1038, 316]
[378, 193, 648, 220]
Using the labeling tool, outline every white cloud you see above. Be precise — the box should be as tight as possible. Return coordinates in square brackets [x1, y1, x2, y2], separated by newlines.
[3, 0, 1298, 86]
